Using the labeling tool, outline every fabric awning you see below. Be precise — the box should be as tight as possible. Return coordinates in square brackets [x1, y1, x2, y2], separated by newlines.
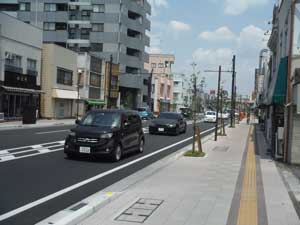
[86, 100, 106, 106]
[52, 89, 78, 99]
[1, 85, 44, 94]
[272, 56, 288, 104]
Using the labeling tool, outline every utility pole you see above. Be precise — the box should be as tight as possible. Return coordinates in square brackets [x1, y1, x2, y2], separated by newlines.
[191, 62, 197, 154]
[231, 55, 236, 128]
[148, 69, 153, 110]
[107, 55, 113, 109]
[76, 70, 82, 119]
[205, 66, 233, 141]
[215, 66, 221, 141]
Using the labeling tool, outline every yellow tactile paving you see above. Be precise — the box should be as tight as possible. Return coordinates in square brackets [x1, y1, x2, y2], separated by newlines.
[236, 126, 258, 225]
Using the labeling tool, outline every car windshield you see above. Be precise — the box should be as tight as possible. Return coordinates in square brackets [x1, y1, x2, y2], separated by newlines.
[206, 112, 216, 116]
[158, 113, 179, 120]
[81, 112, 121, 128]
[136, 108, 147, 112]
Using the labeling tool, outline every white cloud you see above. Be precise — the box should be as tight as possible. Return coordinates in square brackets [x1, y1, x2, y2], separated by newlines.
[224, 0, 269, 16]
[192, 48, 234, 66]
[169, 20, 191, 31]
[189, 24, 266, 94]
[148, 0, 168, 16]
[198, 26, 236, 42]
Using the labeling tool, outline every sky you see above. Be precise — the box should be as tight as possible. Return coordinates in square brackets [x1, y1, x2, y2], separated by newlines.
[146, 0, 277, 96]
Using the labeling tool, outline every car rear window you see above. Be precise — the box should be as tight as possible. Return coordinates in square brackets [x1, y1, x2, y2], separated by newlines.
[206, 112, 216, 116]
[159, 113, 179, 119]
[81, 112, 121, 127]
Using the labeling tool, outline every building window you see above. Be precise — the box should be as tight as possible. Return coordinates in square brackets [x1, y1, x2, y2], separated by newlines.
[90, 72, 101, 87]
[55, 23, 67, 30]
[167, 85, 171, 98]
[91, 43, 103, 52]
[56, 3, 67, 11]
[143, 79, 148, 85]
[92, 23, 104, 32]
[93, 4, 105, 13]
[151, 63, 156, 68]
[158, 63, 164, 68]
[57, 68, 73, 86]
[5, 53, 22, 68]
[44, 3, 56, 12]
[27, 59, 37, 71]
[151, 84, 155, 94]
[81, 28, 90, 39]
[19, 2, 30, 11]
[44, 22, 55, 31]
[81, 10, 90, 20]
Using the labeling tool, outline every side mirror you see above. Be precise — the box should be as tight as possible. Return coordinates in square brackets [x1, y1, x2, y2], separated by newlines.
[75, 119, 80, 125]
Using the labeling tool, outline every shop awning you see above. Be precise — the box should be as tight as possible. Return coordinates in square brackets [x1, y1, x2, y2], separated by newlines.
[52, 89, 78, 99]
[0, 85, 44, 94]
[272, 56, 288, 104]
[86, 100, 106, 106]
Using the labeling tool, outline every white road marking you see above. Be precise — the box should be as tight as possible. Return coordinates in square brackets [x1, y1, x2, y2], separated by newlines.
[0, 126, 216, 222]
[36, 130, 70, 135]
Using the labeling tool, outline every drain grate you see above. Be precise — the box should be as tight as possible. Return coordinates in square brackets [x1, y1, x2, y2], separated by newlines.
[115, 198, 163, 223]
[212, 146, 229, 152]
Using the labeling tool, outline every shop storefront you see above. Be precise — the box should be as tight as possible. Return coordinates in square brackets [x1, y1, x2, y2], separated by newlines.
[0, 86, 41, 120]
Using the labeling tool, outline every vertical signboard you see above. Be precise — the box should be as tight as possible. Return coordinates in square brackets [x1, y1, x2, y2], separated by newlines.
[294, 4, 300, 56]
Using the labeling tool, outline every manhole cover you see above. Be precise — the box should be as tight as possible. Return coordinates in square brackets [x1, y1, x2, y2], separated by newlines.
[212, 146, 229, 152]
[116, 198, 163, 223]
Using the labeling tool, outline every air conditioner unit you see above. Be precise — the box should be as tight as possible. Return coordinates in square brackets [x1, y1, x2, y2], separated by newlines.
[0, 112, 4, 121]
[69, 24, 76, 29]
[275, 127, 284, 160]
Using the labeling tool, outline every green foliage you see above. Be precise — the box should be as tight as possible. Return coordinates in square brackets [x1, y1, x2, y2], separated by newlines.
[184, 150, 206, 157]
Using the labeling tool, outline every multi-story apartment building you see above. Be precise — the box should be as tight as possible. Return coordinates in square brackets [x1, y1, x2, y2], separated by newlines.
[0, 12, 43, 120]
[145, 54, 175, 114]
[0, 0, 151, 109]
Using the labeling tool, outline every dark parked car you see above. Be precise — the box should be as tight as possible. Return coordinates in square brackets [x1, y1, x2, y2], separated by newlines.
[149, 112, 187, 135]
[64, 110, 145, 162]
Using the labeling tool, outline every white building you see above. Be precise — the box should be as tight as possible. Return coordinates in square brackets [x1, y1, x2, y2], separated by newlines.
[0, 12, 42, 120]
[172, 73, 192, 112]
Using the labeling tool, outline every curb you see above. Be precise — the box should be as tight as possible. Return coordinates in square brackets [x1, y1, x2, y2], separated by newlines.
[36, 192, 121, 225]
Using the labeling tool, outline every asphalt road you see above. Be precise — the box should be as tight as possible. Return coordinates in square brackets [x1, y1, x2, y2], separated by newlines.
[0, 121, 216, 225]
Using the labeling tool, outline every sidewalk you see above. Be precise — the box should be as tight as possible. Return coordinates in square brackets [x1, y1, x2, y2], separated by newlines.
[0, 119, 76, 130]
[70, 120, 298, 225]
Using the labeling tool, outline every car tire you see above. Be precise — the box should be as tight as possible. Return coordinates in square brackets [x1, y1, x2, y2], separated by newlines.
[183, 124, 187, 133]
[112, 144, 122, 162]
[137, 138, 144, 153]
[66, 153, 75, 159]
[175, 126, 180, 136]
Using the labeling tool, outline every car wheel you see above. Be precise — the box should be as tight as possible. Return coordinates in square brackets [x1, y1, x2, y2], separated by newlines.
[175, 126, 180, 136]
[183, 124, 187, 133]
[112, 144, 122, 162]
[66, 153, 75, 159]
[138, 139, 144, 153]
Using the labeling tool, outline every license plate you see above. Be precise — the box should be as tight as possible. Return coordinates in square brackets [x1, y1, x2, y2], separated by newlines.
[158, 128, 165, 132]
[80, 147, 91, 154]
